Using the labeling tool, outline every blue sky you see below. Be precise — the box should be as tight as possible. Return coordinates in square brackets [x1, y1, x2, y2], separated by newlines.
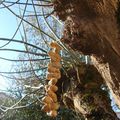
[0, 6, 21, 90]
[0, 0, 38, 91]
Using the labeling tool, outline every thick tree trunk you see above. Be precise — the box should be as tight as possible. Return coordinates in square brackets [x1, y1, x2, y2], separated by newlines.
[53, 0, 120, 108]
[57, 64, 119, 120]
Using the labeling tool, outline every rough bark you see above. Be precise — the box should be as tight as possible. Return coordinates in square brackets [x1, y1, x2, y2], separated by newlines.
[56, 64, 119, 120]
[53, 0, 120, 108]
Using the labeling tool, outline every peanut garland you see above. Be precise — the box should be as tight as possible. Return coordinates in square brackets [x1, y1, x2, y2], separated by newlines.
[41, 42, 61, 117]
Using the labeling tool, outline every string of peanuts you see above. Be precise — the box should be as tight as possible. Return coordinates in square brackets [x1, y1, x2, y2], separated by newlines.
[41, 42, 61, 117]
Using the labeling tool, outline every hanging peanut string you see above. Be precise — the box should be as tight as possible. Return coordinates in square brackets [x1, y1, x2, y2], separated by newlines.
[41, 42, 61, 117]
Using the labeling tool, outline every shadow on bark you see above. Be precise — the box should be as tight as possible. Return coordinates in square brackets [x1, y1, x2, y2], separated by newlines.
[56, 64, 119, 120]
[53, 0, 120, 110]
[53, 0, 120, 119]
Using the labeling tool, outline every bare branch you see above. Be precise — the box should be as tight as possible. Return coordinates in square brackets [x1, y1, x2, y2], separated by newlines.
[0, 38, 47, 53]
[0, 67, 47, 74]
[0, 48, 48, 56]
[3, 1, 53, 7]
[2, 2, 57, 41]
[0, 0, 28, 48]
[0, 56, 49, 62]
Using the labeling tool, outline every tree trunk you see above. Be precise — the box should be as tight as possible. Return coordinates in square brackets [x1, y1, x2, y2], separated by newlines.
[57, 64, 119, 120]
[53, 0, 120, 108]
